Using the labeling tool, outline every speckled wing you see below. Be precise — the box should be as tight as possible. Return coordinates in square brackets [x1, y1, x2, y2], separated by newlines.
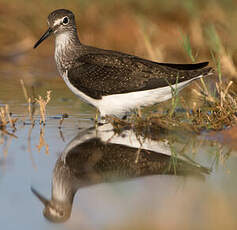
[68, 53, 212, 99]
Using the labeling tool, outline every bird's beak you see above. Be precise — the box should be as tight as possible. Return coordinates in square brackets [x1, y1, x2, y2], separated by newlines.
[34, 27, 53, 49]
[31, 186, 50, 206]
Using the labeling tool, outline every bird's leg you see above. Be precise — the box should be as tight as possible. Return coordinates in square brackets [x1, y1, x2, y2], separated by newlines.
[95, 109, 99, 123]
[122, 114, 128, 120]
[115, 111, 131, 121]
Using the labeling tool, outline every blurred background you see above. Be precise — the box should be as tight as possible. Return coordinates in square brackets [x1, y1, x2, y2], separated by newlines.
[1, 0, 237, 77]
[1, 0, 237, 107]
[0, 1, 237, 230]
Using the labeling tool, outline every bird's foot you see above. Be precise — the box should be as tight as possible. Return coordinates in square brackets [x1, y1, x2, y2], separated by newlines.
[92, 115, 108, 126]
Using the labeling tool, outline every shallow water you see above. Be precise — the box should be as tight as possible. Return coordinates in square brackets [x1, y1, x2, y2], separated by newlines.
[0, 60, 237, 230]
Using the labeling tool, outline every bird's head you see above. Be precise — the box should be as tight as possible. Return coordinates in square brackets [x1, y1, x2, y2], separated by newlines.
[34, 9, 76, 49]
[31, 186, 72, 223]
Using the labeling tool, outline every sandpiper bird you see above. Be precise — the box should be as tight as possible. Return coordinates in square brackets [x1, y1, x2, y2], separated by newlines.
[31, 124, 209, 222]
[34, 9, 213, 117]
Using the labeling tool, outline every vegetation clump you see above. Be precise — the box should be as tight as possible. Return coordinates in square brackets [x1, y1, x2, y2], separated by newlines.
[109, 79, 237, 134]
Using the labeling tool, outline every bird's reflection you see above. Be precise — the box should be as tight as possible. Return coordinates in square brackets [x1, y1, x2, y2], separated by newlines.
[32, 123, 209, 223]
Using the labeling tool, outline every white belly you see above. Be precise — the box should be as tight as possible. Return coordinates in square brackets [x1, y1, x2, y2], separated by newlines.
[99, 76, 202, 117]
[61, 71, 203, 117]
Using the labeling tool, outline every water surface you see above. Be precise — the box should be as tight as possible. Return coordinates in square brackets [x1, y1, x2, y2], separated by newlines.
[0, 60, 237, 230]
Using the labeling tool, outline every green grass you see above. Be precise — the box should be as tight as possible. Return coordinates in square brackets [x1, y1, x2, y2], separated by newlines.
[180, 31, 196, 63]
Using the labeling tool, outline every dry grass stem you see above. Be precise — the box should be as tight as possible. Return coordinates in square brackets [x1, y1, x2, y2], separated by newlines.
[20, 79, 36, 123]
[0, 107, 8, 127]
[59, 113, 68, 128]
[28, 97, 34, 123]
[219, 47, 237, 78]
[0, 105, 17, 130]
[109, 79, 237, 134]
[20, 79, 29, 101]
[5, 105, 15, 129]
[35, 90, 52, 125]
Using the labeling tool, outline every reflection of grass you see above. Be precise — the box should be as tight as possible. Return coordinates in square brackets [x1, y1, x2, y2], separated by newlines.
[1, 0, 237, 133]
[36, 126, 49, 154]
[0, 0, 236, 147]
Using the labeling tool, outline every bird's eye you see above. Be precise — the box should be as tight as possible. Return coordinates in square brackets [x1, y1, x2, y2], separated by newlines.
[62, 16, 69, 25]
[59, 210, 64, 217]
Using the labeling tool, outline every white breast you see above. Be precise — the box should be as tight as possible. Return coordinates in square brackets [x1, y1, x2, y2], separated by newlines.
[62, 71, 99, 107]
[54, 33, 70, 71]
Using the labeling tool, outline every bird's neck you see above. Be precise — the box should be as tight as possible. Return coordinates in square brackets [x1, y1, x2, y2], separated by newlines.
[54, 31, 80, 75]
[51, 159, 79, 206]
